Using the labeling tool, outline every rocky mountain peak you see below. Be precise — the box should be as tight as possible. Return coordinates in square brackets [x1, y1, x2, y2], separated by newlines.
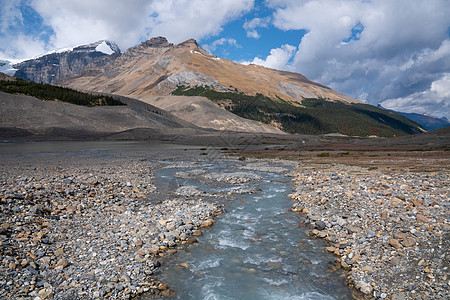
[176, 38, 201, 50]
[141, 36, 173, 48]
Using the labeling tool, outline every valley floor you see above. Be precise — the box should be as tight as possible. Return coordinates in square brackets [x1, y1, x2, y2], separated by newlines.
[0, 140, 448, 299]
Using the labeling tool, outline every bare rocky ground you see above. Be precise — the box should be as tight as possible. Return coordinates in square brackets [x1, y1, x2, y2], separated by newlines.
[290, 165, 449, 299]
[0, 149, 224, 299]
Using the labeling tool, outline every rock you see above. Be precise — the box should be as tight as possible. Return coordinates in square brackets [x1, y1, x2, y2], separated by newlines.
[180, 263, 190, 269]
[337, 218, 346, 227]
[148, 245, 159, 255]
[54, 248, 64, 256]
[347, 225, 363, 234]
[192, 229, 203, 236]
[134, 239, 143, 247]
[356, 281, 372, 294]
[401, 237, 416, 247]
[38, 288, 53, 299]
[392, 293, 406, 300]
[326, 246, 337, 253]
[362, 265, 373, 272]
[200, 219, 214, 228]
[390, 257, 400, 265]
[316, 221, 326, 230]
[66, 205, 77, 213]
[186, 237, 198, 244]
[340, 260, 350, 270]
[416, 214, 428, 222]
[388, 238, 403, 249]
[56, 258, 69, 268]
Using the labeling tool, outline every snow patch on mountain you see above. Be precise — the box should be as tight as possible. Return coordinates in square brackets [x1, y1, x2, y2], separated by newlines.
[95, 41, 115, 55]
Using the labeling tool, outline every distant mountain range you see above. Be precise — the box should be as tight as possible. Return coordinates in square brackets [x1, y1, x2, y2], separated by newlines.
[377, 105, 449, 131]
[399, 113, 449, 131]
[1, 37, 427, 137]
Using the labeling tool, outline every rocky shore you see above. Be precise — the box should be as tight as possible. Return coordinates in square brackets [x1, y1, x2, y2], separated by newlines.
[290, 164, 449, 299]
[0, 152, 222, 299]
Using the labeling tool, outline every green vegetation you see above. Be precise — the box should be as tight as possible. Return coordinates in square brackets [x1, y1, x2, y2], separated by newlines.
[317, 152, 330, 157]
[172, 85, 422, 137]
[0, 78, 125, 107]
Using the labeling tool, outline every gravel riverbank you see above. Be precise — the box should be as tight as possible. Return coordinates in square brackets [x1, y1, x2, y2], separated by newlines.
[0, 151, 223, 299]
[290, 164, 449, 299]
[2, 144, 448, 300]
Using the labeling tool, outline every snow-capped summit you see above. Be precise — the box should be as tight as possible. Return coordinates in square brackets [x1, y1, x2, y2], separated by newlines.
[11, 40, 121, 84]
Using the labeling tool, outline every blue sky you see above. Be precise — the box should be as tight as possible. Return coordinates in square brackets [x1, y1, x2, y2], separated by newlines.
[1, 0, 449, 118]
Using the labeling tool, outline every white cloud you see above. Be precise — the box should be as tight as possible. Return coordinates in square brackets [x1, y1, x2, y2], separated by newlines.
[0, 33, 48, 59]
[0, 0, 23, 33]
[147, 0, 254, 43]
[243, 16, 270, 39]
[244, 44, 296, 70]
[203, 38, 241, 53]
[381, 73, 450, 118]
[263, 0, 450, 117]
[1, 0, 254, 59]
[29, 0, 157, 51]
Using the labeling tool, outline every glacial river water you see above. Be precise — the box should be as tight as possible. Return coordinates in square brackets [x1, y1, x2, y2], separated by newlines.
[153, 159, 353, 300]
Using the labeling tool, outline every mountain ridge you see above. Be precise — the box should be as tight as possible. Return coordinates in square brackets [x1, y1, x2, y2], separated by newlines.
[58, 36, 360, 104]
[377, 105, 450, 131]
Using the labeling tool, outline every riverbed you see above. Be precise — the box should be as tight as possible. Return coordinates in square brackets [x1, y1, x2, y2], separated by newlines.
[151, 158, 352, 299]
[0, 142, 352, 299]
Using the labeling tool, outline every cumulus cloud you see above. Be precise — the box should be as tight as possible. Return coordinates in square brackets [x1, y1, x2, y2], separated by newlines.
[243, 16, 270, 39]
[203, 38, 241, 53]
[258, 0, 450, 117]
[381, 73, 450, 118]
[243, 44, 296, 70]
[1, 0, 254, 59]
[147, 0, 254, 43]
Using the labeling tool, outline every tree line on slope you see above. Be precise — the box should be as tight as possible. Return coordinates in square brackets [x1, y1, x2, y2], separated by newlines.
[0, 78, 125, 107]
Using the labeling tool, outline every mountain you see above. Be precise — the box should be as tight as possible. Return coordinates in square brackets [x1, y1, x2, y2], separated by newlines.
[376, 105, 449, 131]
[59, 37, 358, 104]
[56, 37, 423, 137]
[11, 40, 120, 84]
[8, 37, 424, 137]
[399, 112, 449, 131]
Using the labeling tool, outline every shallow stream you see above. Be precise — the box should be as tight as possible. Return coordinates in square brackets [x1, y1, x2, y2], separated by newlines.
[152, 159, 353, 299]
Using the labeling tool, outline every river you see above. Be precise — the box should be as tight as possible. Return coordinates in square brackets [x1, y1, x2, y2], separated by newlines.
[152, 158, 353, 300]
